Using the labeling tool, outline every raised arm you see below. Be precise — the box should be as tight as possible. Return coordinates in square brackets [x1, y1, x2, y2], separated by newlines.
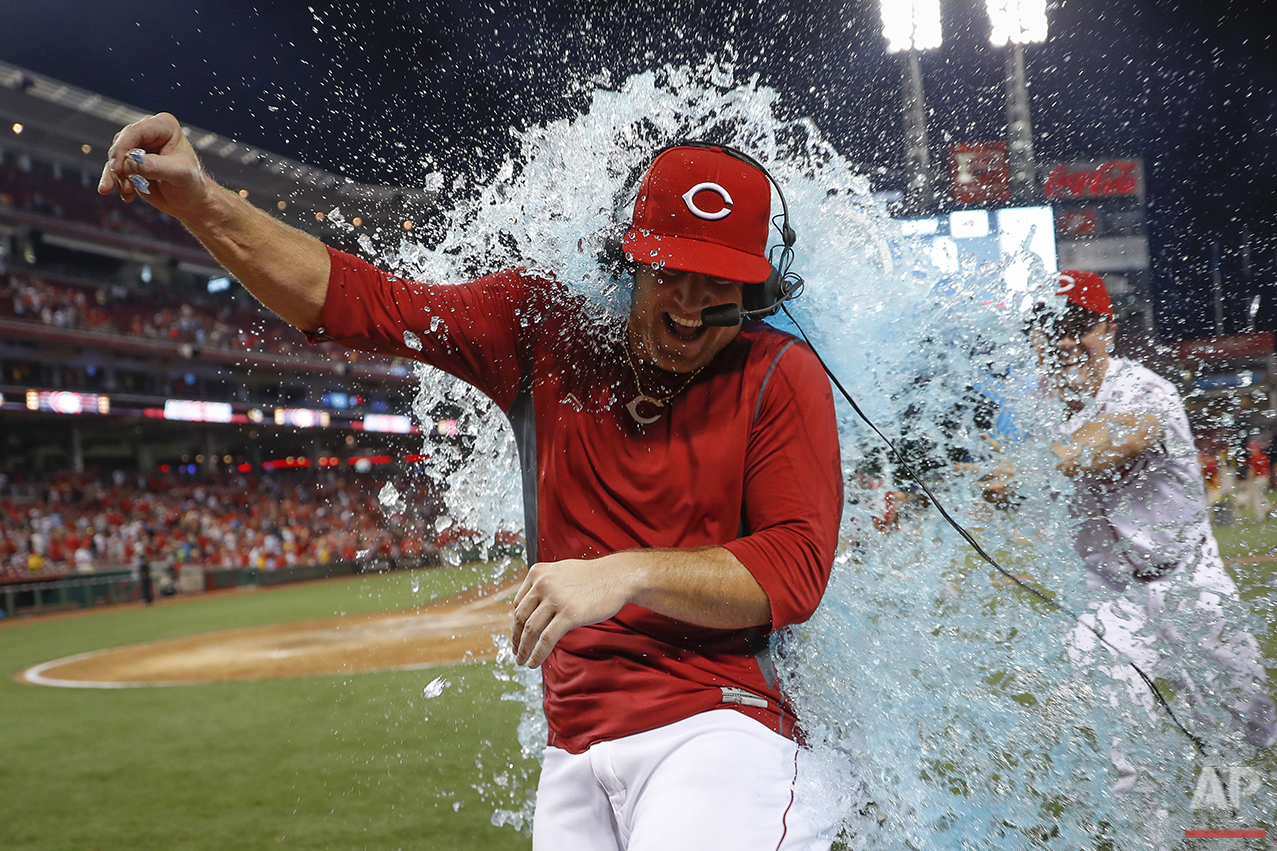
[1052, 411, 1161, 477]
[98, 113, 329, 332]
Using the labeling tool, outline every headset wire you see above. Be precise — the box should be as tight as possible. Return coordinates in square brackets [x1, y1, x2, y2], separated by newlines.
[780, 302, 1207, 756]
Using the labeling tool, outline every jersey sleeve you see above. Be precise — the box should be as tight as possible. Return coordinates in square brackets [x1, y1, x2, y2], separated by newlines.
[1117, 376, 1177, 426]
[722, 342, 843, 630]
[1105, 371, 1185, 456]
[307, 246, 543, 411]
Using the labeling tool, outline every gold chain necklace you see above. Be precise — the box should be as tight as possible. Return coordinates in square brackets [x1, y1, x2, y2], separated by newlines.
[623, 343, 706, 425]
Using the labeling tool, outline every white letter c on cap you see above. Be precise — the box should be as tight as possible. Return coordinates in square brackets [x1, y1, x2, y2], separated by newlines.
[682, 182, 733, 221]
[1057, 273, 1077, 294]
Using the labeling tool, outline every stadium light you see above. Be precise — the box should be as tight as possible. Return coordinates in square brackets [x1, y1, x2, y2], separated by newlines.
[985, 0, 1049, 202]
[986, 0, 1048, 46]
[879, 0, 942, 213]
[880, 0, 943, 53]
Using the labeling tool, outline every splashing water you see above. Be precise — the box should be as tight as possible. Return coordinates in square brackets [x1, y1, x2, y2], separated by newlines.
[377, 482, 406, 516]
[422, 675, 450, 700]
[356, 60, 1273, 846]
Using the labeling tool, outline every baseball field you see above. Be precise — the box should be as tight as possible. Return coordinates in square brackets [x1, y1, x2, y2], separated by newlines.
[2, 519, 1274, 850]
[0, 561, 534, 851]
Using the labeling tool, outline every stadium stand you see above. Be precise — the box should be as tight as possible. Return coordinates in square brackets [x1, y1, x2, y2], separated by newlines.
[0, 62, 458, 610]
[0, 470, 442, 584]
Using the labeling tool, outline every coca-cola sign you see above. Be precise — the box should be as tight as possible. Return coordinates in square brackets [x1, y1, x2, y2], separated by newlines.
[1043, 159, 1144, 199]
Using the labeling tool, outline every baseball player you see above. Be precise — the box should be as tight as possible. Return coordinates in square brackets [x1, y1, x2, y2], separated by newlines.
[1032, 271, 1276, 770]
[99, 114, 843, 849]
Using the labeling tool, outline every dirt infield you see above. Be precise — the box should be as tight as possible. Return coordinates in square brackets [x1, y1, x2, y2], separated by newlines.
[18, 580, 519, 688]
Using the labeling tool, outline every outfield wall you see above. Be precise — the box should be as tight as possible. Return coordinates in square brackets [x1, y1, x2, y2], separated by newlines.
[0, 554, 441, 618]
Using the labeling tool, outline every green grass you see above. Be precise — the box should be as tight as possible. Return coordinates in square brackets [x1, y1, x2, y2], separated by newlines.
[5, 524, 1274, 851]
[1214, 516, 1277, 639]
[1215, 516, 1277, 561]
[0, 564, 533, 851]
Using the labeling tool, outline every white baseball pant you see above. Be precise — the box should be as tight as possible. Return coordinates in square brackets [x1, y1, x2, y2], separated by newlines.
[532, 709, 835, 850]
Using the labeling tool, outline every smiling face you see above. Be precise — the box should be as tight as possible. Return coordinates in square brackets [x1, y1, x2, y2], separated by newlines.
[628, 266, 746, 373]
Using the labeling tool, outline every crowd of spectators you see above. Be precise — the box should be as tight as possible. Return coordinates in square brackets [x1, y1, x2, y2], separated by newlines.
[1, 154, 406, 369]
[0, 154, 359, 363]
[1, 269, 317, 356]
[0, 470, 446, 584]
[0, 269, 404, 369]
[1, 158, 198, 248]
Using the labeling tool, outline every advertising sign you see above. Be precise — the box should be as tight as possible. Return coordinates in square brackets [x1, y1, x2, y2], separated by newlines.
[949, 142, 1011, 205]
[1175, 332, 1274, 363]
[363, 413, 414, 434]
[26, 390, 110, 415]
[1042, 159, 1144, 200]
[274, 408, 331, 429]
[164, 399, 232, 423]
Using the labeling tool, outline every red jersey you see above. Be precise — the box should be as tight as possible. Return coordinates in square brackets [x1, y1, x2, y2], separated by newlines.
[1248, 446, 1271, 479]
[313, 247, 842, 753]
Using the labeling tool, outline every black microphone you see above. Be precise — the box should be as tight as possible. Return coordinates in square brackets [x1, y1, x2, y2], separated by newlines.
[701, 304, 744, 326]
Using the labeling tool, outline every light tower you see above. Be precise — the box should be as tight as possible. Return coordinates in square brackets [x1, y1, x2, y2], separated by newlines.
[879, 0, 943, 214]
[985, 0, 1048, 203]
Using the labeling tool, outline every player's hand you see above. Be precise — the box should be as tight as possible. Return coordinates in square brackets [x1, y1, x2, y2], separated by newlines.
[1051, 439, 1083, 478]
[978, 459, 1017, 506]
[97, 113, 213, 220]
[512, 556, 634, 668]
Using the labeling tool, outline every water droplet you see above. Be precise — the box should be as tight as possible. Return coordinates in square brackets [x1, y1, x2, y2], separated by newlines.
[378, 482, 406, 515]
[423, 676, 449, 699]
[402, 330, 422, 350]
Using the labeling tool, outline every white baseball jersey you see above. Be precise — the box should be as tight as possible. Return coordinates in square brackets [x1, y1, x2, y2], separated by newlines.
[1053, 357, 1227, 594]
[1055, 357, 1275, 752]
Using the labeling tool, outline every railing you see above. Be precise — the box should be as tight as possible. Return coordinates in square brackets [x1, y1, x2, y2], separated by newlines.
[0, 570, 138, 616]
[0, 555, 442, 618]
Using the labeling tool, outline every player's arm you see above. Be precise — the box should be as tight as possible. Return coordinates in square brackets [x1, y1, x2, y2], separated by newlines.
[1052, 411, 1161, 477]
[511, 548, 769, 668]
[97, 113, 328, 332]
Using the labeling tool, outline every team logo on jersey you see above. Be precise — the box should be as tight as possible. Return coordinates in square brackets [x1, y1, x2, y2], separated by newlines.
[682, 182, 733, 221]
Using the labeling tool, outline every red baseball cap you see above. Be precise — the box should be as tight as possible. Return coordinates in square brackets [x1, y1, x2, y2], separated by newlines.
[1056, 269, 1113, 318]
[622, 145, 773, 284]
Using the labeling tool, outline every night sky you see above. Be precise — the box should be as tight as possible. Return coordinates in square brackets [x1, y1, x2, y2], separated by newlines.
[2, 0, 1274, 341]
